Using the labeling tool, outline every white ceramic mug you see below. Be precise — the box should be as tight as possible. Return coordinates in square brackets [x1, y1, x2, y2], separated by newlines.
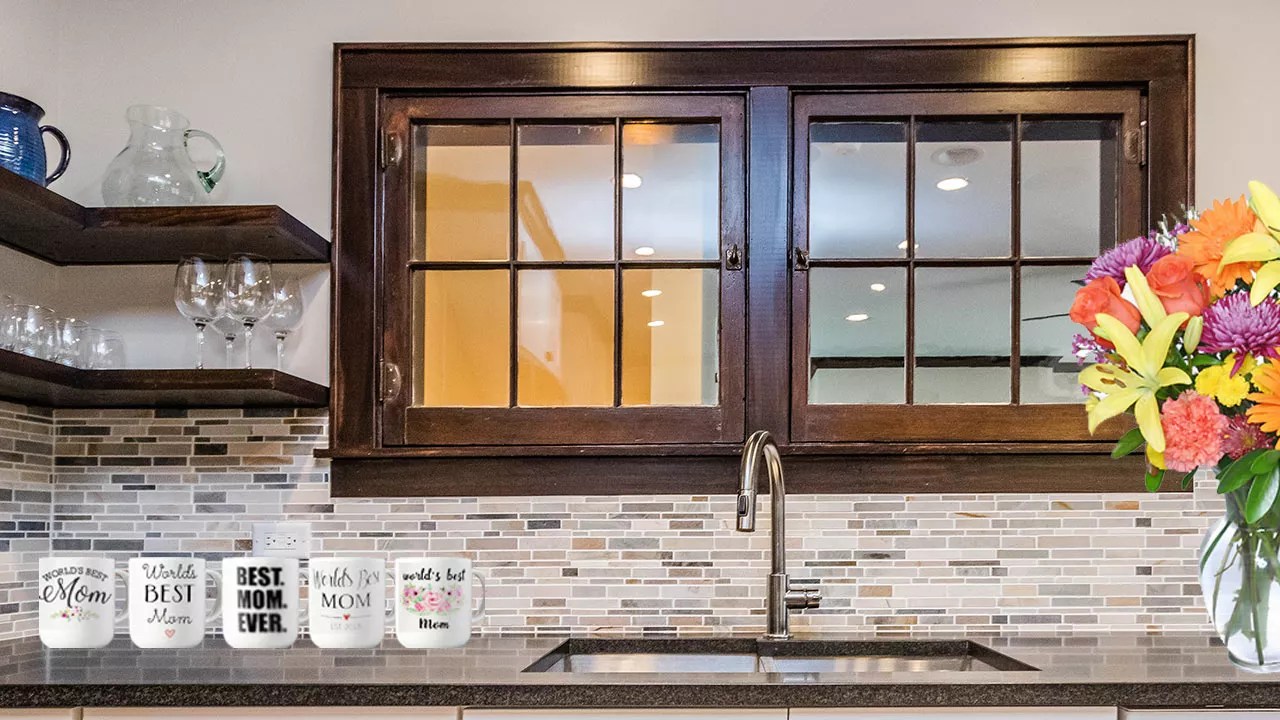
[221, 557, 305, 649]
[38, 556, 127, 648]
[128, 557, 222, 648]
[394, 557, 486, 649]
[308, 557, 386, 649]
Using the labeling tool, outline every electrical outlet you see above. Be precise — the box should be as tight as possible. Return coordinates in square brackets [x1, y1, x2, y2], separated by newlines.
[252, 522, 312, 558]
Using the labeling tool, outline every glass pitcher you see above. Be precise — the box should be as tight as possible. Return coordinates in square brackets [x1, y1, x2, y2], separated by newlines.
[101, 105, 225, 206]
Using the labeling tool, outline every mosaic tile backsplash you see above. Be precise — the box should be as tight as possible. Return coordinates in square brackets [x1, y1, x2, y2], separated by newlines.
[0, 404, 1224, 639]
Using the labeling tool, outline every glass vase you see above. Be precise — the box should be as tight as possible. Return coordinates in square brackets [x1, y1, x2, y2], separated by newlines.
[1200, 490, 1280, 672]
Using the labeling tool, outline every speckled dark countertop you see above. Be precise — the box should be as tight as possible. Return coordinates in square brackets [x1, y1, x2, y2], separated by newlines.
[1, 633, 1278, 709]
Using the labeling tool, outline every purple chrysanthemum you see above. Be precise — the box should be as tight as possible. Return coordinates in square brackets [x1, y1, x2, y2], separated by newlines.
[1200, 293, 1280, 366]
[1084, 235, 1172, 286]
[1071, 333, 1108, 366]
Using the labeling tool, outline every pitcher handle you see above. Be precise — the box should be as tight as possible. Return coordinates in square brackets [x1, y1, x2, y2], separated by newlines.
[40, 125, 70, 184]
[184, 129, 225, 193]
[205, 569, 223, 623]
[473, 570, 487, 623]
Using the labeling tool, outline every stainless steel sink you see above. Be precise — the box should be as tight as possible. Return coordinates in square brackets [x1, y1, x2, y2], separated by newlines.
[524, 639, 1038, 674]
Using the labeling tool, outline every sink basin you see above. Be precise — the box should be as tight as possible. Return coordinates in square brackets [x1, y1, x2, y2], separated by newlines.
[524, 638, 1038, 674]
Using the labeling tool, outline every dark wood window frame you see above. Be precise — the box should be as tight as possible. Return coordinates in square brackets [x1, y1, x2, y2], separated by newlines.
[328, 37, 1193, 497]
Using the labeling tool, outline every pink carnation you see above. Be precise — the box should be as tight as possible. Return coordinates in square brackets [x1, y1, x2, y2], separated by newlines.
[1161, 391, 1228, 472]
[1223, 415, 1271, 460]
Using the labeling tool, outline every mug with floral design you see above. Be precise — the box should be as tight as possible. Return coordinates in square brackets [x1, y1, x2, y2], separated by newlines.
[393, 557, 486, 648]
[38, 556, 128, 648]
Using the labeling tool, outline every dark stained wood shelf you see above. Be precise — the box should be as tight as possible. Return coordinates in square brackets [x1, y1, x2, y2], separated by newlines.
[0, 168, 329, 265]
[0, 349, 328, 408]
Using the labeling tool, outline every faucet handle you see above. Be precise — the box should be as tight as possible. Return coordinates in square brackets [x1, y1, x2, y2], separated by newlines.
[784, 583, 822, 610]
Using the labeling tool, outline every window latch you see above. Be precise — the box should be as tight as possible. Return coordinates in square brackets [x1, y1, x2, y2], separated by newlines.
[380, 360, 402, 403]
[725, 243, 743, 271]
[794, 247, 810, 271]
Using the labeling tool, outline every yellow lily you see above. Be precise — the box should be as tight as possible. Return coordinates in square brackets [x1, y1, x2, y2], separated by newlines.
[1078, 311, 1191, 453]
[1220, 181, 1280, 305]
[1183, 315, 1203, 354]
[1124, 265, 1167, 326]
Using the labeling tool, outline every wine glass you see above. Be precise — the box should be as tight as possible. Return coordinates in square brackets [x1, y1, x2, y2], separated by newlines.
[264, 276, 303, 371]
[174, 255, 225, 369]
[223, 254, 275, 369]
[86, 328, 125, 369]
[212, 314, 241, 368]
[0, 295, 14, 351]
[54, 317, 89, 367]
[12, 304, 56, 360]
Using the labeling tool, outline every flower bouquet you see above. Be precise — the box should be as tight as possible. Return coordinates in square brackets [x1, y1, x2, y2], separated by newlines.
[1072, 181, 1280, 671]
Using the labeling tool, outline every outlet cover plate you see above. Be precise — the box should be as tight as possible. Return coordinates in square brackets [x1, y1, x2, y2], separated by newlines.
[252, 522, 312, 558]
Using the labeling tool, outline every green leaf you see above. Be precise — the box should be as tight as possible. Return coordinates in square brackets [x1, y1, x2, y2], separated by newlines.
[1246, 467, 1280, 524]
[1180, 469, 1198, 490]
[1251, 450, 1280, 475]
[1220, 449, 1269, 494]
[1191, 353, 1224, 367]
[1111, 428, 1146, 459]
[1145, 469, 1165, 492]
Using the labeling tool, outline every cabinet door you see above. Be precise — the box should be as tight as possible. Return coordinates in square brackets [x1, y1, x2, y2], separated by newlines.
[463, 711, 785, 720]
[380, 94, 746, 447]
[793, 710, 1117, 720]
[791, 89, 1145, 444]
[83, 710, 458, 720]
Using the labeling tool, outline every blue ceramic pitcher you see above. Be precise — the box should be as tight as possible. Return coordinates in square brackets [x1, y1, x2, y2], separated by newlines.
[0, 92, 70, 187]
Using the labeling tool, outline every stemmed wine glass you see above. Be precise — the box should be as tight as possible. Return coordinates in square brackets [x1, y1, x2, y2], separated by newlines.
[212, 315, 241, 368]
[174, 256, 225, 369]
[223, 254, 275, 369]
[264, 276, 304, 371]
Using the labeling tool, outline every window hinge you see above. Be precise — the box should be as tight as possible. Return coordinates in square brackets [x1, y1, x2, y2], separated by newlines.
[794, 247, 810, 271]
[725, 243, 743, 271]
[379, 360, 402, 403]
[1124, 120, 1147, 167]
[380, 130, 402, 170]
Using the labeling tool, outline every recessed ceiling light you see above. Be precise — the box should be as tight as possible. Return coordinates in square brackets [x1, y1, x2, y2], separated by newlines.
[845, 313, 869, 322]
[621, 173, 643, 189]
[936, 177, 969, 192]
[641, 289, 663, 298]
[869, 283, 886, 292]
[930, 146, 984, 167]
[634, 246, 656, 256]
[648, 320, 665, 327]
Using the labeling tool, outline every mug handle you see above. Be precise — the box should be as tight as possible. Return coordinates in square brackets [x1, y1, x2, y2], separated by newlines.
[184, 129, 225, 192]
[298, 569, 309, 624]
[205, 569, 223, 623]
[114, 569, 129, 624]
[40, 125, 70, 184]
[473, 570, 487, 622]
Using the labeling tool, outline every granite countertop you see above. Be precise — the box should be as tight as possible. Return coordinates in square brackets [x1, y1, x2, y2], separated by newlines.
[1, 633, 1278, 709]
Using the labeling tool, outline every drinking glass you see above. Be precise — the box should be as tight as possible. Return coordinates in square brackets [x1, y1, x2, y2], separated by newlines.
[0, 295, 13, 351]
[86, 328, 125, 369]
[223, 254, 275, 369]
[12, 304, 56, 360]
[264, 276, 303, 371]
[212, 315, 241, 368]
[54, 317, 89, 367]
[174, 255, 225, 369]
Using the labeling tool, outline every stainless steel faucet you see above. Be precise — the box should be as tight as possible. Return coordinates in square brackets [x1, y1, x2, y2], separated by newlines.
[735, 430, 821, 640]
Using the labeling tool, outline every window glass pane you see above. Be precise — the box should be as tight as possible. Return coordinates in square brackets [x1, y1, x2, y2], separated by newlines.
[621, 269, 719, 406]
[808, 267, 907, 404]
[915, 121, 1013, 258]
[915, 267, 1011, 403]
[518, 269, 614, 406]
[414, 270, 510, 407]
[416, 124, 511, 262]
[1021, 119, 1119, 257]
[809, 122, 907, 259]
[517, 124, 615, 262]
[622, 123, 720, 260]
[1021, 265, 1091, 404]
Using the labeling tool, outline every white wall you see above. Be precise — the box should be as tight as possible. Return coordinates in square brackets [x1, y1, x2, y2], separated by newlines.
[4, 0, 1278, 384]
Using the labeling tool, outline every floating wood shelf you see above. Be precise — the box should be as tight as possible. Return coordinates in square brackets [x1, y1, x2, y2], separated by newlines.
[0, 349, 328, 408]
[0, 168, 329, 265]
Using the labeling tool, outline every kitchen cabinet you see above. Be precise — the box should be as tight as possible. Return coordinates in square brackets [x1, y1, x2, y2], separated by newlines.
[460, 707, 778, 712]
[793, 711, 1117, 720]
[1121, 712, 1280, 719]
[328, 39, 1192, 496]
[0, 711, 77, 720]
[83, 710, 458, 720]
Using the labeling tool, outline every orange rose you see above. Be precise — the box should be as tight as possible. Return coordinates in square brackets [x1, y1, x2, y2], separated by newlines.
[1147, 254, 1210, 316]
[1070, 276, 1142, 335]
